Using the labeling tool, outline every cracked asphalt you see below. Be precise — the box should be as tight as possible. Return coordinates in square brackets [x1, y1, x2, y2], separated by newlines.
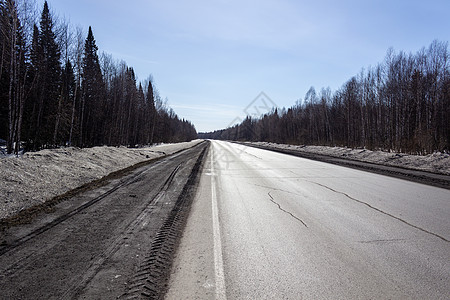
[166, 140, 450, 299]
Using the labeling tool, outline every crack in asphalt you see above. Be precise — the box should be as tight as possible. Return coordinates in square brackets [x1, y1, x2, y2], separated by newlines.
[358, 238, 406, 244]
[268, 192, 308, 228]
[253, 183, 302, 197]
[307, 180, 449, 243]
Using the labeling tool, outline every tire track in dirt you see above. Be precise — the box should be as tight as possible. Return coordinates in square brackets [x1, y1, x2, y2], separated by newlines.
[0, 142, 208, 300]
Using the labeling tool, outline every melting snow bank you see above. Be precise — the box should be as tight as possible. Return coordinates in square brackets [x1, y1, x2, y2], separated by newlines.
[0, 140, 203, 220]
[242, 142, 450, 175]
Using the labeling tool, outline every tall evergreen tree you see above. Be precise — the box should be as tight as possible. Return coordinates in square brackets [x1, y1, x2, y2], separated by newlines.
[146, 80, 156, 144]
[22, 24, 40, 147]
[29, 1, 60, 149]
[81, 26, 105, 146]
[52, 59, 75, 145]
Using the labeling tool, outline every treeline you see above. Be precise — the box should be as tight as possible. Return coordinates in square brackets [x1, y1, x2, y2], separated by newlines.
[1, 0, 196, 154]
[201, 41, 450, 154]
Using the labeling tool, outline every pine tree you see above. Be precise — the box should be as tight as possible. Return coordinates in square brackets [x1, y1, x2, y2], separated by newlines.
[53, 59, 75, 145]
[81, 26, 105, 146]
[146, 80, 156, 144]
[31, 1, 61, 149]
[22, 24, 40, 148]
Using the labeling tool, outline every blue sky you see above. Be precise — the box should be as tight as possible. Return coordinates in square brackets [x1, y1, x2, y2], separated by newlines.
[42, 0, 449, 132]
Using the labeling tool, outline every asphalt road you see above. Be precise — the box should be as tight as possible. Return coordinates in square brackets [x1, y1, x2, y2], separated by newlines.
[166, 140, 450, 299]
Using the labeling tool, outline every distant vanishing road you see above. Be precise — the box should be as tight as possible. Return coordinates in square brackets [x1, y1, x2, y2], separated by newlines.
[166, 140, 450, 299]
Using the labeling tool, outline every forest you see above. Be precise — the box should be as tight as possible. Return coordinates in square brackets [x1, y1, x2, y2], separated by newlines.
[3, 1, 448, 156]
[0, 0, 197, 155]
[200, 41, 449, 154]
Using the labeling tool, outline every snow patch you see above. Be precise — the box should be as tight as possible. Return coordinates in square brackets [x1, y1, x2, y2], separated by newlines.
[0, 140, 202, 220]
[249, 142, 450, 175]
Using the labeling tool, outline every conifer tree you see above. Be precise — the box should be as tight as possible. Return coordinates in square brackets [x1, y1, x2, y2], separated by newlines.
[146, 80, 156, 144]
[52, 59, 75, 145]
[22, 24, 39, 150]
[81, 26, 105, 146]
[32, 1, 60, 149]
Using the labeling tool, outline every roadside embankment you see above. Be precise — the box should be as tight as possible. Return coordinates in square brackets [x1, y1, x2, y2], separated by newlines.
[0, 140, 203, 220]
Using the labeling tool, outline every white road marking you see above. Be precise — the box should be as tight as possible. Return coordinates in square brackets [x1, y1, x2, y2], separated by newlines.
[211, 146, 227, 300]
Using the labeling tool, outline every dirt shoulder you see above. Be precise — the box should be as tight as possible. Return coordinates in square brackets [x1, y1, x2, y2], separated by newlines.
[237, 141, 450, 190]
[0, 142, 208, 299]
[0, 140, 203, 221]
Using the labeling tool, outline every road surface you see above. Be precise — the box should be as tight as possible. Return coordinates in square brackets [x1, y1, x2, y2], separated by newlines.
[166, 140, 450, 299]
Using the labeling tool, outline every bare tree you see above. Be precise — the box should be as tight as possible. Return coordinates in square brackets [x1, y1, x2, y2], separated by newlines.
[1, 0, 29, 154]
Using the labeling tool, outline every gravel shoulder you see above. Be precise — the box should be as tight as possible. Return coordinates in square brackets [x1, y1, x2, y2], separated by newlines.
[0, 140, 203, 221]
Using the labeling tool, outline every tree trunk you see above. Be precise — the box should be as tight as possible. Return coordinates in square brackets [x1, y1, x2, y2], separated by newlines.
[53, 93, 63, 145]
[7, 10, 17, 154]
[68, 82, 78, 146]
